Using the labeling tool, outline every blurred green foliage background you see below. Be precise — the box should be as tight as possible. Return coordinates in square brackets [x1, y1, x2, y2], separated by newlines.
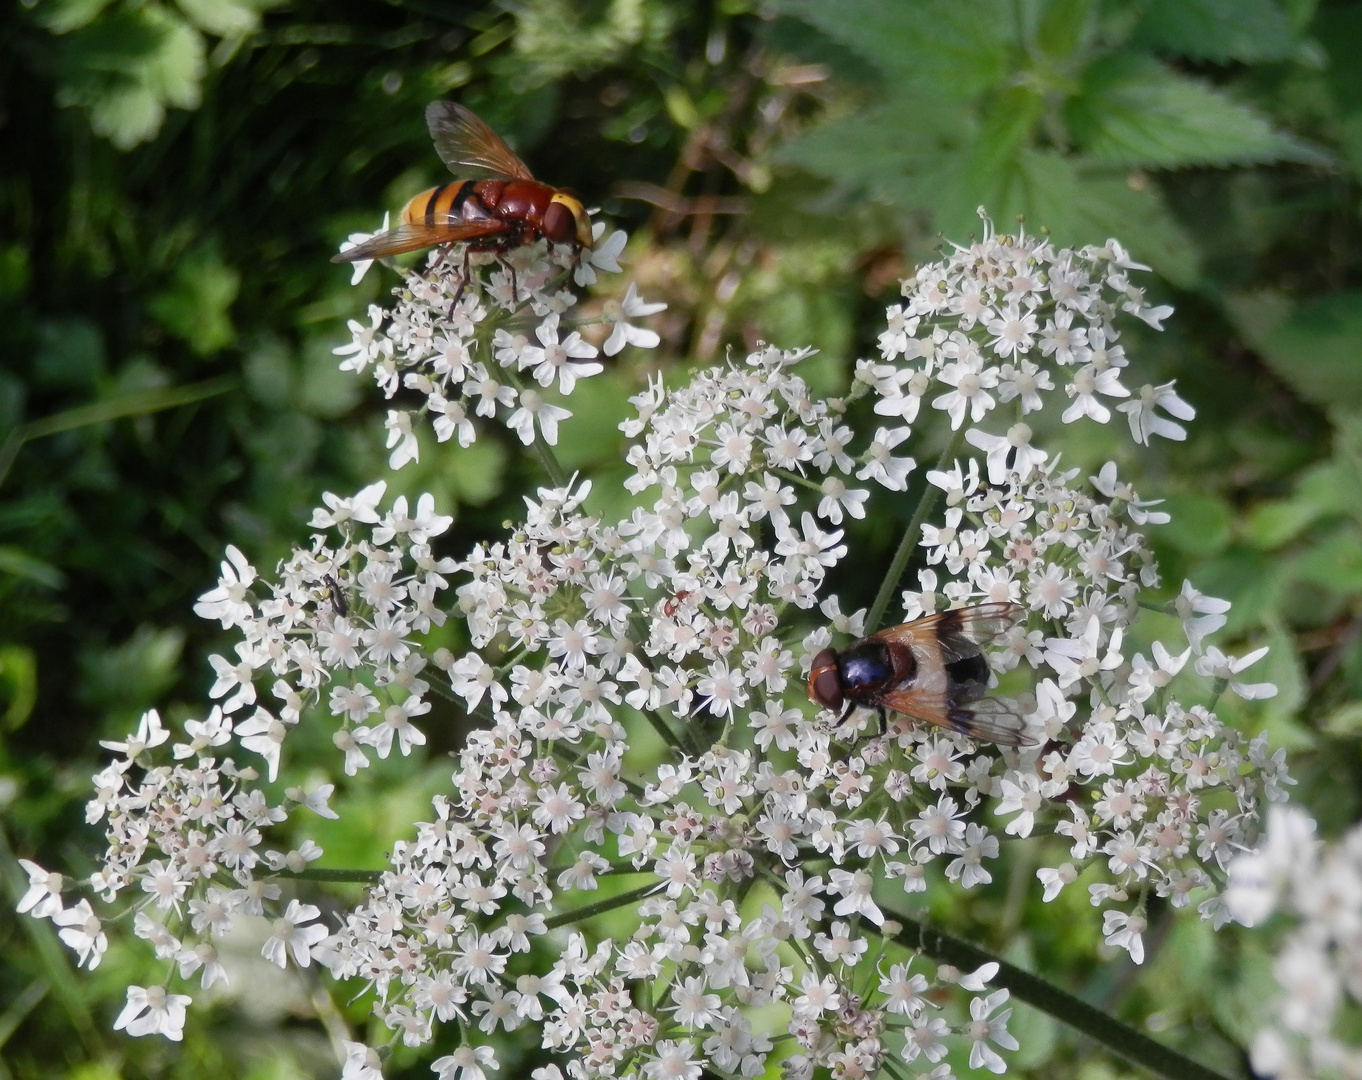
[4, 0, 1362, 1077]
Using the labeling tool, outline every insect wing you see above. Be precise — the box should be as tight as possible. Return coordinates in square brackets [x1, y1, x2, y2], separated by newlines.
[879, 687, 1032, 747]
[876, 602, 1025, 663]
[331, 220, 509, 264]
[427, 101, 535, 182]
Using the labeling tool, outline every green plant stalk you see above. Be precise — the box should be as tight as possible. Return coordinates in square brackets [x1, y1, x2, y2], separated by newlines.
[0, 829, 104, 1056]
[881, 907, 1234, 1080]
[530, 433, 569, 489]
[544, 882, 655, 930]
[276, 867, 385, 884]
[0, 376, 238, 489]
[866, 427, 967, 633]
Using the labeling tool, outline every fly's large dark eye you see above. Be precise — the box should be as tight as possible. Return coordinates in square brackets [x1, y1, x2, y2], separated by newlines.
[806, 670, 838, 713]
[543, 202, 575, 244]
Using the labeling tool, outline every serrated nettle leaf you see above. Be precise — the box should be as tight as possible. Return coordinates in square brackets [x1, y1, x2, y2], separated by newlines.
[970, 85, 1046, 172]
[928, 151, 1200, 287]
[773, 95, 977, 192]
[1037, 0, 1095, 60]
[1131, 0, 1296, 63]
[772, 0, 1010, 97]
[1065, 54, 1331, 168]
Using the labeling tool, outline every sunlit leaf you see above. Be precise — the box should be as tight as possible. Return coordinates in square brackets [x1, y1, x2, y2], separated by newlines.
[1066, 54, 1331, 169]
[1131, 0, 1297, 62]
[772, 0, 1010, 96]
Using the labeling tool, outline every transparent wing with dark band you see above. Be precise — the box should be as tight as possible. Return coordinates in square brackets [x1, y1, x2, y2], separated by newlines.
[876, 602, 1025, 664]
[426, 101, 535, 182]
[879, 687, 1033, 747]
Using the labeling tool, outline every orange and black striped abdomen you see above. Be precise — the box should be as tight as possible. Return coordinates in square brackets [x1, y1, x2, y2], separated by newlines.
[400, 181, 485, 227]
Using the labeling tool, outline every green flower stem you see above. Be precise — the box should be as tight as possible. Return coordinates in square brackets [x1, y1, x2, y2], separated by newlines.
[275, 867, 384, 884]
[544, 882, 656, 930]
[0, 829, 104, 1056]
[502, 365, 569, 488]
[0, 375, 238, 490]
[530, 434, 569, 489]
[880, 907, 1234, 1080]
[866, 427, 967, 634]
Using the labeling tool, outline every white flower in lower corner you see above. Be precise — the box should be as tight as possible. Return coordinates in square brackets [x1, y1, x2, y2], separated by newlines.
[342, 1041, 386, 1080]
[53, 900, 107, 969]
[1102, 908, 1148, 963]
[603, 283, 666, 356]
[1117, 381, 1195, 445]
[113, 984, 192, 1041]
[642, 1039, 702, 1080]
[432, 1043, 499, 1080]
[15, 859, 64, 918]
[336, 212, 390, 284]
[262, 899, 329, 968]
[965, 988, 1019, 1074]
[1194, 645, 1278, 700]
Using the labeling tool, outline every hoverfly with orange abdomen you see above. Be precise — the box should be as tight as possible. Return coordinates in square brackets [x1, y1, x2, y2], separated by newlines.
[333, 102, 594, 295]
[807, 602, 1032, 746]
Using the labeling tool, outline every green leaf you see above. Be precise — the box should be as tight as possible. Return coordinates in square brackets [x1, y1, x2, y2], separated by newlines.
[53, 5, 205, 146]
[1156, 493, 1233, 555]
[31, 0, 117, 34]
[174, 0, 265, 38]
[1289, 526, 1362, 593]
[78, 625, 185, 716]
[148, 244, 239, 355]
[1321, 701, 1362, 736]
[0, 645, 38, 730]
[1239, 291, 1362, 411]
[932, 152, 1202, 287]
[1131, 0, 1296, 62]
[0, 548, 65, 589]
[33, 320, 106, 390]
[88, 83, 165, 149]
[1066, 54, 1331, 168]
[1037, 0, 1094, 60]
[772, 0, 1010, 97]
[140, 8, 204, 110]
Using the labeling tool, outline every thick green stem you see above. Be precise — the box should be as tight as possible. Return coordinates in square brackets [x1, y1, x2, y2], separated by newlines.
[866, 427, 967, 634]
[544, 882, 655, 930]
[275, 867, 385, 884]
[0, 376, 238, 490]
[530, 435, 569, 489]
[881, 907, 1234, 1080]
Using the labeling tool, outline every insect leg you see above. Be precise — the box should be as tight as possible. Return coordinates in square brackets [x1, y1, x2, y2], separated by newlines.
[448, 245, 473, 315]
[878, 707, 888, 738]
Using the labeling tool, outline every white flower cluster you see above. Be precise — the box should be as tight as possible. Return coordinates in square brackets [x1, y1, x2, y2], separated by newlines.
[333, 224, 665, 466]
[858, 212, 1190, 465]
[1225, 807, 1362, 1079]
[194, 480, 458, 779]
[19, 219, 1292, 1080]
[897, 461, 1291, 949]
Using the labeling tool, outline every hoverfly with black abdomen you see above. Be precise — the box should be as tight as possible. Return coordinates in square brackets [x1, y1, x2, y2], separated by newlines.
[333, 102, 594, 296]
[807, 602, 1031, 746]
